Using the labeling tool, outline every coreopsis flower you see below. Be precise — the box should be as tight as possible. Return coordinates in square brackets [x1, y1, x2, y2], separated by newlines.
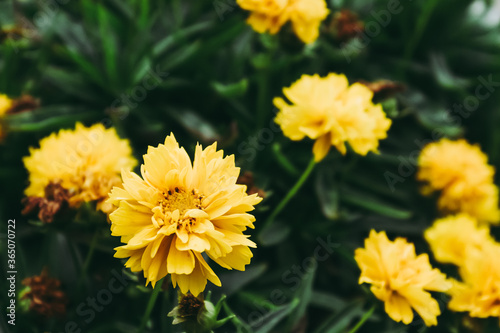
[0, 93, 13, 139]
[274, 73, 392, 161]
[23, 123, 136, 215]
[0, 93, 12, 113]
[237, 0, 330, 44]
[448, 242, 500, 320]
[425, 214, 493, 266]
[107, 133, 262, 296]
[20, 268, 67, 317]
[417, 138, 500, 223]
[355, 230, 451, 326]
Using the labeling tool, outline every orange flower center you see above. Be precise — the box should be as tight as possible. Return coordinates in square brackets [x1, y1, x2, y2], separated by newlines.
[151, 187, 204, 231]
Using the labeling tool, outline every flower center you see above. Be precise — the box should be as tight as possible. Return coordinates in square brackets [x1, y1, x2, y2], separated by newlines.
[160, 187, 202, 214]
[151, 187, 204, 230]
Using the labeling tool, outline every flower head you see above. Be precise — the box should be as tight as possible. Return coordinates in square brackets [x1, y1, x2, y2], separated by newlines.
[448, 242, 500, 320]
[355, 230, 451, 326]
[0, 93, 12, 115]
[274, 73, 392, 161]
[425, 214, 493, 266]
[23, 123, 136, 213]
[107, 133, 262, 296]
[237, 0, 329, 44]
[0, 93, 13, 139]
[417, 138, 500, 223]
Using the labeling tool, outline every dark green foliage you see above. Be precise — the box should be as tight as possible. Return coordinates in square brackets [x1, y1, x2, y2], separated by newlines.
[1, 0, 500, 332]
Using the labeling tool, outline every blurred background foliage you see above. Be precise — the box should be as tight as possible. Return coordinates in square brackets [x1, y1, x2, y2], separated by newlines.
[1, 0, 500, 332]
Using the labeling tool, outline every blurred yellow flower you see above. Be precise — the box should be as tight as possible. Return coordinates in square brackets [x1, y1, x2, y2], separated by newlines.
[448, 242, 500, 320]
[0, 94, 13, 139]
[355, 230, 451, 326]
[417, 138, 500, 223]
[274, 73, 391, 161]
[107, 133, 262, 296]
[237, 0, 329, 43]
[425, 214, 493, 266]
[0, 94, 13, 115]
[23, 123, 136, 213]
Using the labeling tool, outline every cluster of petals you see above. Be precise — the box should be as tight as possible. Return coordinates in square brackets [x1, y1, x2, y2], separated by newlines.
[448, 241, 500, 321]
[107, 134, 262, 296]
[274, 73, 391, 161]
[355, 230, 451, 326]
[23, 123, 137, 213]
[237, 0, 329, 43]
[425, 214, 500, 321]
[424, 214, 493, 266]
[417, 138, 500, 223]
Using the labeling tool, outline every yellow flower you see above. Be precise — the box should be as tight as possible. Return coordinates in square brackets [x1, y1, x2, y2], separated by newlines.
[237, 0, 329, 44]
[355, 230, 451, 326]
[448, 242, 500, 320]
[0, 94, 13, 115]
[424, 214, 493, 266]
[23, 123, 136, 212]
[274, 73, 391, 161]
[0, 94, 13, 139]
[417, 138, 500, 223]
[107, 133, 262, 296]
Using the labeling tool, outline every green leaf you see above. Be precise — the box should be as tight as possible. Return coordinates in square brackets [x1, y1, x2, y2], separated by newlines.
[340, 189, 413, 220]
[212, 79, 249, 99]
[257, 220, 291, 246]
[315, 166, 340, 220]
[97, 4, 119, 86]
[253, 299, 300, 333]
[42, 67, 101, 102]
[153, 21, 213, 57]
[165, 108, 221, 142]
[285, 259, 316, 330]
[313, 300, 365, 333]
[309, 291, 346, 312]
[218, 263, 267, 296]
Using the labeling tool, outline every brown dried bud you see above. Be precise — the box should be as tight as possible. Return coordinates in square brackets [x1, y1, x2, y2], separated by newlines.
[21, 268, 67, 318]
[178, 293, 204, 318]
[330, 9, 365, 42]
[7, 95, 40, 114]
[358, 79, 405, 101]
[168, 292, 205, 325]
[0, 26, 24, 42]
[22, 182, 71, 223]
[237, 171, 266, 198]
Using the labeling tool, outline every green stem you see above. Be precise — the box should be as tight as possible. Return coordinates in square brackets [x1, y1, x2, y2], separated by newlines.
[256, 70, 270, 130]
[259, 158, 316, 235]
[346, 304, 376, 333]
[138, 277, 165, 333]
[272, 142, 300, 176]
[76, 229, 99, 291]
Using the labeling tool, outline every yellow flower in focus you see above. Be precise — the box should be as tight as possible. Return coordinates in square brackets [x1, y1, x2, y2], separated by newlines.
[23, 123, 137, 213]
[424, 214, 493, 266]
[274, 73, 392, 161]
[417, 138, 500, 223]
[448, 242, 500, 320]
[237, 0, 329, 44]
[355, 230, 451, 326]
[107, 133, 262, 296]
